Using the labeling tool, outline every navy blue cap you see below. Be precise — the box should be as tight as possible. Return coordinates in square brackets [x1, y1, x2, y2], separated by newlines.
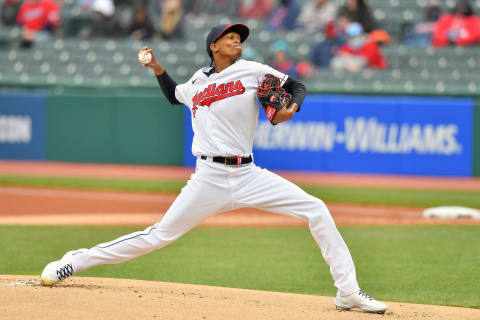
[206, 23, 250, 58]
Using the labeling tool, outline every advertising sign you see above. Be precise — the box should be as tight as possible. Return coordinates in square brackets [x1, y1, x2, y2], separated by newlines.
[0, 94, 46, 160]
[184, 95, 473, 176]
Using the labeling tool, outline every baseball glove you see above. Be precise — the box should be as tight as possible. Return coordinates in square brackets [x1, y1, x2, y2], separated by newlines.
[257, 74, 292, 125]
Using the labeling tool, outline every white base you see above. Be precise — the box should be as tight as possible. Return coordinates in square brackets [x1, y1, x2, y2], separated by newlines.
[422, 206, 480, 219]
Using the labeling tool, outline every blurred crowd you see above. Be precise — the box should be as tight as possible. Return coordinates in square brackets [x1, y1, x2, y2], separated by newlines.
[2, 0, 480, 76]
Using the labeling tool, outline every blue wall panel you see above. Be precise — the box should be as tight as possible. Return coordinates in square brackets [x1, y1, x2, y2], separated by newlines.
[0, 94, 46, 160]
[184, 95, 473, 176]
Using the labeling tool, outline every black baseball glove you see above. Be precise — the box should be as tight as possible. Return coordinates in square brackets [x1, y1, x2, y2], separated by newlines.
[257, 74, 292, 125]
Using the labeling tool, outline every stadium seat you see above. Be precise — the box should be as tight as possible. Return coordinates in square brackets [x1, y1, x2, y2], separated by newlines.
[1, 0, 480, 95]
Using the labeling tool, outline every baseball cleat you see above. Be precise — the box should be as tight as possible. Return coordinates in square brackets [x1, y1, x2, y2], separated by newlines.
[335, 289, 387, 314]
[40, 251, 76, 286]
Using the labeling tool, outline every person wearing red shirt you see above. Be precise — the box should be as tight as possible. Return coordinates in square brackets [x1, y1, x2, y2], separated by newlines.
[331, 22, 387, 72]
[16, 0, 60, 46]
[267, 40, 298, 78]
[238, 0, 272, 19]
[16, 0, 60, 31]
[432, 0, 480, 47]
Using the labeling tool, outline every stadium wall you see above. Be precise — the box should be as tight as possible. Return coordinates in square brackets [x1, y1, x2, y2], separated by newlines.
[474, 98, 480, 177]
[0, 92, 479, 176]
[46, 94, 184, 165]
[0, 92, 183, 165]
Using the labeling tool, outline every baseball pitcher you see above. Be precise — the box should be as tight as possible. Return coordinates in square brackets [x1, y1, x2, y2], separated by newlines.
[41, 23, 387, 314]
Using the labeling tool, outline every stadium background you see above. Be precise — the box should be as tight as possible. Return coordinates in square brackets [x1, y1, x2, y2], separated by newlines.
[1, 1, 480, 318]
[1, 0, 479, 176]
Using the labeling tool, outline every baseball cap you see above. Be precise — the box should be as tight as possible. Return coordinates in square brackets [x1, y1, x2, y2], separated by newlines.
[206, 23, 250, 58]
[346, 22, 363, 37]
[270, 40, 289, 54]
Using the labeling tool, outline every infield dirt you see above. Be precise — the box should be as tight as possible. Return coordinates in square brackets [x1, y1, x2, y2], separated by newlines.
[2, 275, 479, 320]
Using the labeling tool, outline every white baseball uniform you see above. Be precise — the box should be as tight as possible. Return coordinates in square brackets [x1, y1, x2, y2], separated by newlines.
[69, 59, 360, 296]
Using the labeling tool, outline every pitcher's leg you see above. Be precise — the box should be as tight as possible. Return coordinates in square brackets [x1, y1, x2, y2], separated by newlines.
[234, 166, 359, 296]
[70, 164, 232, 273]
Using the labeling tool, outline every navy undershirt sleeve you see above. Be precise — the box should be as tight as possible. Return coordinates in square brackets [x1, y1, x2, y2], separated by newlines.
[282, 77, 306, 112]
[155, 71, 182, 105]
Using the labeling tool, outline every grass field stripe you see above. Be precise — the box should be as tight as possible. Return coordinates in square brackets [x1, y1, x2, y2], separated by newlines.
[0, 187, 174, 202]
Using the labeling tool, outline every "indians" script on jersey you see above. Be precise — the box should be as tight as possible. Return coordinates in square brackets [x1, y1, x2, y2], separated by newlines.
[192, 80, 246, 117]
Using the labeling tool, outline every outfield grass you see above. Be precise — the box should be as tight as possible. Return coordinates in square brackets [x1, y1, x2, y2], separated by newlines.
[1, 174, 480, 208]
[1, 225, 479, 308]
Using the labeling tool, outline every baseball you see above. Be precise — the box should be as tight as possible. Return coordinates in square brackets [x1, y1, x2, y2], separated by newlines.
[138, 51, 152, 64]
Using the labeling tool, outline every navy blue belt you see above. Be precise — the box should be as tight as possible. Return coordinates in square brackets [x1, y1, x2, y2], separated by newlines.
[200, 155, 253, 165]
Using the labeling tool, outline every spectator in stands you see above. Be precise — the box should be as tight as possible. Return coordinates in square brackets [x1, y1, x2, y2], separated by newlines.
[127, 3, 155, 40]
[182, 0, 208, 17]
[76, 0, 97, 10]
[16, 0, 61, 47]
[159, 0, 184, 40]
[298, 0, 337, 33]
[1, 0, 21, 26]
[295, 60, 316, 79]
[183, 0, 237, 17]
[337, 0, 375, 33]
[331, 22, 387, 72]
[207, 0, 238, 16]
[146, 0, 162, 32]
[432, 0, 480, 47]
[268, 0, 301, 32]
[267, 40, 298, 78]
[87, 0, 121, 38]
[311, 20, 346, 68]
[401, 0, 442, 47]
[237, 0, 272, 19]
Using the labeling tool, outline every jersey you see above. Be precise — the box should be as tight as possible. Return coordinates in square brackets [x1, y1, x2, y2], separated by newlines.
[175, 59, 287, 157]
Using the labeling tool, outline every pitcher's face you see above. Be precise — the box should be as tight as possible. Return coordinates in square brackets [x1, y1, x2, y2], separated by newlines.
[211, 32, 243, 61]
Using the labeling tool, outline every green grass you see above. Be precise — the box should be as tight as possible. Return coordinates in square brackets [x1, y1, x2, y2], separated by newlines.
[0, 175, 185, 194]
[1, 225, 479, 308]
[1, 174, 480, 208]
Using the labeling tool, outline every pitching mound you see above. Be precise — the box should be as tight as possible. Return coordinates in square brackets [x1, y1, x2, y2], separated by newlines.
[1, 275, 479, 320]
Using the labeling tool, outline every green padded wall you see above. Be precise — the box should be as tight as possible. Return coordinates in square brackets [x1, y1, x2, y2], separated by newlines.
[47, 94, 184, 165]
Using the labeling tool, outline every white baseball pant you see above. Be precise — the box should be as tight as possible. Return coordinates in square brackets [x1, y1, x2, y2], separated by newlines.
[71, 158, 360, 296]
